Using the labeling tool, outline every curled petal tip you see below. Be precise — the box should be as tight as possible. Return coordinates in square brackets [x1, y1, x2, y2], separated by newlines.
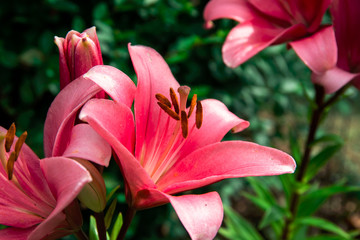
[204, 21, 214, 29]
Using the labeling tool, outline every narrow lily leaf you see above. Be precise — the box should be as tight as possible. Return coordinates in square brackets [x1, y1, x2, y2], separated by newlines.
[311, 134, 344, 146]
[289, 130, 302, 164]
[89, 215, 99, 240]
[247, 177, 277, 206]
[305, 143, 343, 182]
[294, 217, 351, 239]
[110, 213, 123, 240]
[106, 185, 120, 203]
[307, 235, 352, 240]
[105, 198, 117, 230]
[259, 205, 288, 230]
[242, 192, 271, 210]
[298, 184, 360, 218]
[279, 174, 295, 205]
[219, 205, 264, 240]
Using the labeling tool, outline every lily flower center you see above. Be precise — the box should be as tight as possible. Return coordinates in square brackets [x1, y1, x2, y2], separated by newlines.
[142, 86, 203, 183]
[0, 123, 27, 180]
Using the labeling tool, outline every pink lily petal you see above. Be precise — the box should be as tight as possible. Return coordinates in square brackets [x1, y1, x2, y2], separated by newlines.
[82, 65, 136, 106]
[44, 77, 102, 157]
[290, 26, 337, 74]
[128, 44, 180, 160]
[0, 204, 43, 228]
[79, 100, 156, 198]
[295, 0, 331, 32]
[62, 123, 112, 166]
[166, 191, 223, 240]
[159, 141, 295, 194]
[54, 37, 71, 89]
[331, 0, 360, 72]
[84, 26, 103, 64]
[203, 0, 256, 25]
[222, 19, 306, 67]
[0, 227, 35, 240]
[73, 36, 102, 80]
[248, 0, 292, 22]
[29, 157, 92, 240]
[311, 68, 358, 94]
[173, 99, 249, 162]
[44, 65, 135, 157]
[79, 99, 135, 153]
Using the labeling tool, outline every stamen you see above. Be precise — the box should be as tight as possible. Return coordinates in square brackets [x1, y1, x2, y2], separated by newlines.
[15, 131, 27, 155]
[155, 94, 171, 108]
[196, 101, 203, 129]
[157, 102, 180, 120]
[188, 94, 197, 118]
[5, 123, 16, 152]
[6, 152, 16, 180]
[178, 86, 190, 112]
[170, 88, 179, 114]
[181, 111, 188, 138]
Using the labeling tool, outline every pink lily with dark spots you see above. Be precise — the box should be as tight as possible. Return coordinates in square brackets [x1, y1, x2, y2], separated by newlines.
[290, 0, 360, 93]
[76, 44, 296, 239]
[0, 124, 92, 240]
[203, 0, 331, 68]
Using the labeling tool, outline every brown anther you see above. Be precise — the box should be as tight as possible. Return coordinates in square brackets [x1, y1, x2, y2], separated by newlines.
[188, 94, 197, 118]
[170, 88, 179, 114]
[155, 93, 171, 108]
[5, 123, 16, 152]
[6, 152, 16, 180]
[195, 101, 203, 129]
[180, 111, 188, 138]
[157, 102, 180, 120]
[15, 131, 27, 155]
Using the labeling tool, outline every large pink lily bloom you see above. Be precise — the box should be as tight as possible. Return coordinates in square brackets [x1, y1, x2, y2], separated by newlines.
[77, 44, 296, 239]
[290, 0, 360, 94]
[55, 27, 104, 93]
[203, 0, 331, 68]
[0, 125, 92, 240]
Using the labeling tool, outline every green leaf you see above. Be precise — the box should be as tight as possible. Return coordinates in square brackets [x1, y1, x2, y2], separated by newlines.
[279, 173, 295, 205]
[219, 206, 264, 240]
[110, 213, 123, 240]
[242, 192, 272, 210]
[298, 184, 360, 217]
[295, 217, 351, 239]
[289, 130, 302, 164]
[105, 198, 117, 230]
[247, 177, 277, 206]
[89, 215, 99, 240]
[259, 205, 287, 230]
[106, 185, 120, 203]
[305, 144, 343, 182]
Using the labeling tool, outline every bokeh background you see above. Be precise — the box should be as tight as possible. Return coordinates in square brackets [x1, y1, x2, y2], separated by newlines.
[1, 0, 360, 239]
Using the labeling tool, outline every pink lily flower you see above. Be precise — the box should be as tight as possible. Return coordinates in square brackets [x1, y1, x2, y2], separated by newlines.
[76, 44, 296, 239]
[290, 0, 360, 93]
[203, 0, 331, 68]
[55, 26, 104, 94]
[0, 124, 92, 240]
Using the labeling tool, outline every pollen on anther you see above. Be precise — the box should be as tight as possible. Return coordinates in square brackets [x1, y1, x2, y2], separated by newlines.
[170, 88, 179, 114]
[15, 131, 27, 155]
[181, 111, 188, 138]
[188, 94, 197, 118]
[196, 101, 203, 129]
[157, 102, 180, 120]
[6, 152, 16, 180]
[5, 123, 16, 152]
[155, 93, 171, 108]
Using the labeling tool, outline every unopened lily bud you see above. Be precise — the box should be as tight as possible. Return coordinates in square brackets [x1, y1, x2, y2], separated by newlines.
[55, 27, 104, 94]
[75, 158, 106, 212]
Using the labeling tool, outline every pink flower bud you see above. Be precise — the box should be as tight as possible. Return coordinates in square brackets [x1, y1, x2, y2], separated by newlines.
[55, 27, 103, 90]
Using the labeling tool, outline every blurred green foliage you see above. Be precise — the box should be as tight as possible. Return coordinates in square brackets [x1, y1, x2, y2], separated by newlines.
[1, 0, 360, 239]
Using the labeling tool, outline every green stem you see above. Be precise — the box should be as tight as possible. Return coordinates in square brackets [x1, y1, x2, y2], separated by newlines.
[117, 207, 136, 240]
[281, 84, 349, 240]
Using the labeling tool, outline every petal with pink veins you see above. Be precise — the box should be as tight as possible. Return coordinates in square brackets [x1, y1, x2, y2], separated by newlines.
[159, 141, 295, 194]
[0, 227, 35, 240]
